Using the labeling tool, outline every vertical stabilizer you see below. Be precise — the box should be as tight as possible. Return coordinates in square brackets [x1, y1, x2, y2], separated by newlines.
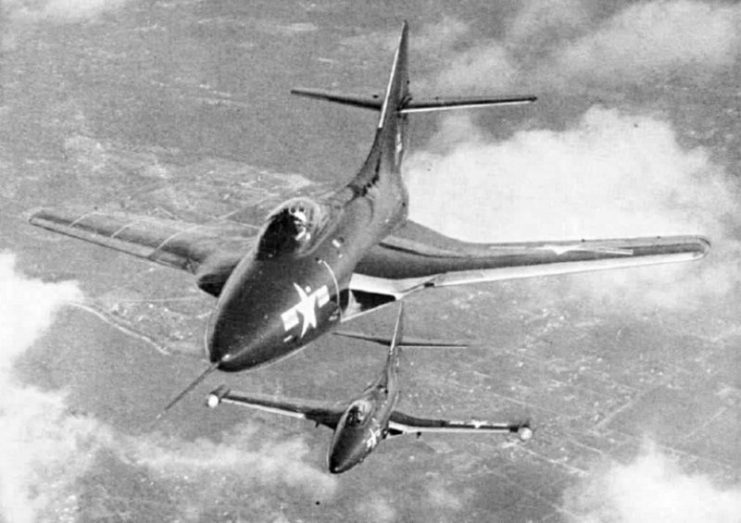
[387, 304, 404, 367]
[377, 21, 410, 130]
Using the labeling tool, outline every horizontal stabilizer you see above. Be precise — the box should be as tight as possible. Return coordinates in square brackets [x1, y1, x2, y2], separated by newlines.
[291, 88, 536, 115]
[290, 88, 383, 111]
[401, 95, 536, 113]
[334, 330, 467, 349]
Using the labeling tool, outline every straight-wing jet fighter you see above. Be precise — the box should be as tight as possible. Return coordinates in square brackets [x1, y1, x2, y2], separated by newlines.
[206, 305, 533, 473]
[29, 22, 710, 411]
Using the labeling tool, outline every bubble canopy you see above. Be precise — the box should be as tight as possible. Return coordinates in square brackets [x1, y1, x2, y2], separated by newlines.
[345, 399, 372, 427]
[256, 197, 330, 259]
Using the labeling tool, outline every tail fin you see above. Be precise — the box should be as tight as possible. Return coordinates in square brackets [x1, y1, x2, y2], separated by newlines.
[377, 21, 410, 130]
[385, 303, 405, 369]
[290, 21, 535, 115]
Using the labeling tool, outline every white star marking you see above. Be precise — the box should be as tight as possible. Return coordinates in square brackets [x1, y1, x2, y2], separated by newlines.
[292, 283, 317, 337]
[366, 427, 380, 450]
[280, 284, 330, 338]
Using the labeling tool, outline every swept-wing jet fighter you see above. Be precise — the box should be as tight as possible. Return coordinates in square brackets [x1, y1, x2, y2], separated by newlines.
[29, 22, 709, 411]
[206, 305, 533, 474]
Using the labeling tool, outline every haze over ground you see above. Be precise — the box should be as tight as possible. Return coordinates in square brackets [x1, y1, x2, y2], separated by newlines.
[1, 0, 739, 521]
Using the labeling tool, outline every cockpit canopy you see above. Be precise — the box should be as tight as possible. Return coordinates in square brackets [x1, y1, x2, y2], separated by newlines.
[345, 399, 372, 427]
[256, 198, 328, 260]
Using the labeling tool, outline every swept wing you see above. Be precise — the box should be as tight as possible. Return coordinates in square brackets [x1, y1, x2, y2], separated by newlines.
[346, 219, 710, 315]
[388, 411, 529, 436]
[28, 207, 254, 295]
[206, 386, 344, 429]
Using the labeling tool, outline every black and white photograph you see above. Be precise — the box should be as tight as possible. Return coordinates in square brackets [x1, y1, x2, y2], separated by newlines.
[1, 1, 740, 521]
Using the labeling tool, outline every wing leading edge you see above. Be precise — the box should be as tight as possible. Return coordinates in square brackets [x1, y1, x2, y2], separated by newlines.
[29, 207, 254, 296]
[349, 219, 710, 301]
[206, 386, 531, 439]
[388, 411, 530, 437]
[206, 386, 345, 429]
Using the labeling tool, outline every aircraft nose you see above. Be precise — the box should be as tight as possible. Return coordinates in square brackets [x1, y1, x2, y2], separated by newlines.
[206, 305, 288, 372]
[327, 432, 365, 474]
[328, 452, 356, 475]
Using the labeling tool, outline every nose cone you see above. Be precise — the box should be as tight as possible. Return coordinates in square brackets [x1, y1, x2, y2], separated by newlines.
[206, 254, 338, 372]
[206, 304, 289, 372]
[328, 448, 359, 474]
[328, 429, 368, 474]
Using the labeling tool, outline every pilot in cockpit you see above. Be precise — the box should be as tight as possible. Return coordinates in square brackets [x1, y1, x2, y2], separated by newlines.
[346, 401, 370, 426]
[290, 207, 310, 243]
[257, 198, 327, 259]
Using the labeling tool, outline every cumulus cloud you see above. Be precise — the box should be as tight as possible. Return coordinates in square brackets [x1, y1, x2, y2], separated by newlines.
[2, 0, 132, 50]
[4, 0, 129, 23]
[506, 0, 592, 48]
[550, 0, 741, 87]
[563, 441, 741, 522]
[406, 107, 741, 307]
[428, 0, 741, 92]
[0, 253, 82, 363]
[0, 253, 335, 522]
[132, 425, 336, 497]
[0, 253, 86, 522]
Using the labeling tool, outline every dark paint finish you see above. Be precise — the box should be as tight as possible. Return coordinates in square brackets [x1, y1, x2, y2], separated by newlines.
[207, 306, 533, 473]
[327, 338, 401, 473]
[26, 22, 711, 393]
[205, 24, 411, 371]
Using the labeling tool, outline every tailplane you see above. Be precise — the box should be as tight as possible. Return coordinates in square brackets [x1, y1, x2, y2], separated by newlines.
[291, 21, 535, 116]
[334, 302, 468, 352]
[333, 330, 467, 349]
[387, 303, 405, 367]
[291, 89, 536, 114]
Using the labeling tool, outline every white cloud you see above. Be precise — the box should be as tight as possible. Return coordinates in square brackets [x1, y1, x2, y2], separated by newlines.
[407, 107, 731, 241]
[0, 253, 87, 523]
[406, 107, 740, 307]
[436, 40, 518, 94]
[5, 0, 129, 23]
[563, 441, 741, 522]
[3, 0, 132, 50]
[132, 425, 336, 495]
[0, 253, 336, 522]
[506, 0, 591, 47]
[414, 16, 470, 54]
[551, 0, 741, 86]
[0, 254, 81, 364]
[426, 1, 741, 92]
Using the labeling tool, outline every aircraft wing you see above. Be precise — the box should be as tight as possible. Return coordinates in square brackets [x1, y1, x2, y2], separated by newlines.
[28, 207, 254, 295]
[388, 411, 529, 437]
[346, 219, 710, 315]
[206, 386, 345, 430]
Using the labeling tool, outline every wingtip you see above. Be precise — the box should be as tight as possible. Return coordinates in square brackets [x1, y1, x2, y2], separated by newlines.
[26, 206, 48, 224]
[697, 236, 711, 257]
[400, 20, 409, 39]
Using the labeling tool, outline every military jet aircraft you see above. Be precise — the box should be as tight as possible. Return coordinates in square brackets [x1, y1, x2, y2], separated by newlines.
[29, 22, 710, 412]
[206, 304, 533, 474]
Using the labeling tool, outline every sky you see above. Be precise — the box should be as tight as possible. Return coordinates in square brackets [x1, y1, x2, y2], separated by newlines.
[1, 0, 740, 521]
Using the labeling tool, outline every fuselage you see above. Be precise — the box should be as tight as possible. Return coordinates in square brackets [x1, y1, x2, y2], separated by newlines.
[327, 345, 401, 473]
[207, 126, 408, 372]
[206, 21, 410, 373]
